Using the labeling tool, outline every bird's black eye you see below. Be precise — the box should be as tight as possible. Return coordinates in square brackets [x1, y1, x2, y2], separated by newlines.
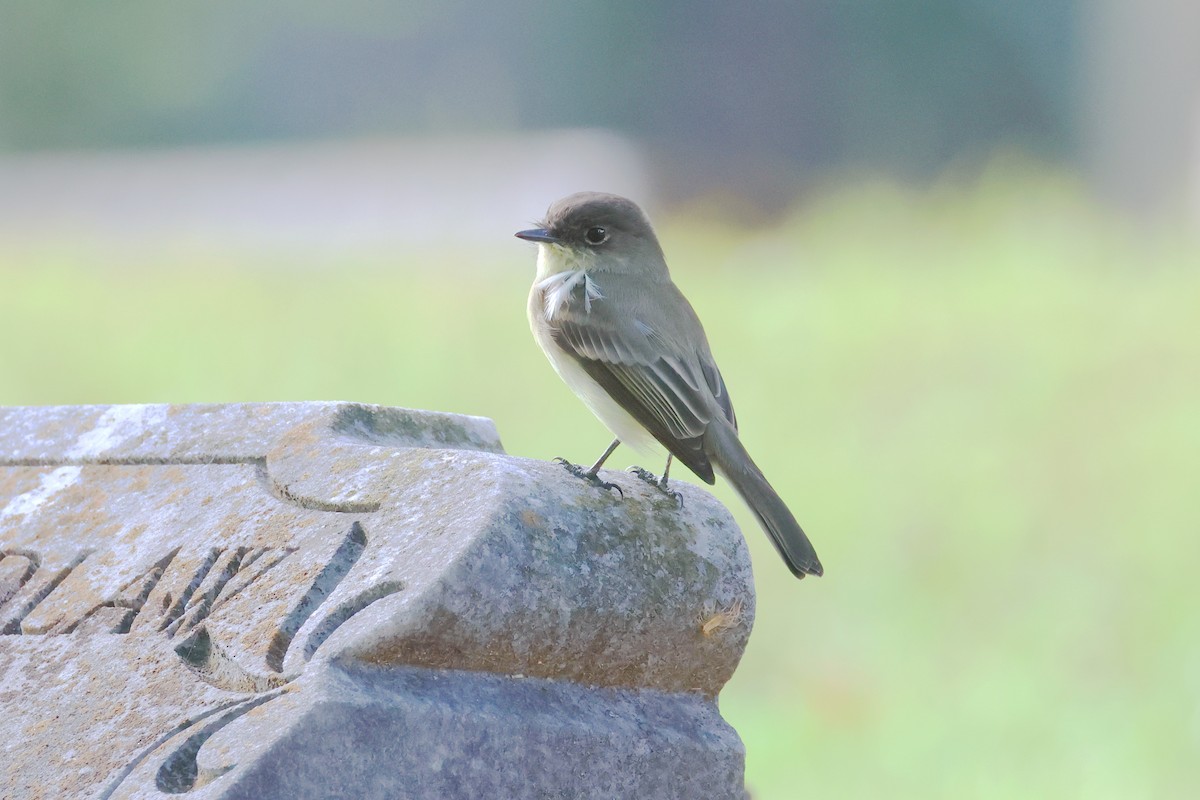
[584, 226, 609, 245]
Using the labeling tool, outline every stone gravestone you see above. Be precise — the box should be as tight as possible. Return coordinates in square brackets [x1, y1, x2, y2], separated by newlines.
[0, 402, 755, 799]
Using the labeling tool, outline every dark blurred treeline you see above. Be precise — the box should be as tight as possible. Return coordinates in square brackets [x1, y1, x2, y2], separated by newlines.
[6, 0, 1191, 216]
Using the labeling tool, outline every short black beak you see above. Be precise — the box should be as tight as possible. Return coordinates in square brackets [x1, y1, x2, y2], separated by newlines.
[515, 228, 560, 244]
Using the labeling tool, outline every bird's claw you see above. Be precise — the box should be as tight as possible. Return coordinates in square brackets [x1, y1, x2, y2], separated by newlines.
[626, 466, 658, 484]
[554, 458, 623, 498]
[626, 466, 684, 508]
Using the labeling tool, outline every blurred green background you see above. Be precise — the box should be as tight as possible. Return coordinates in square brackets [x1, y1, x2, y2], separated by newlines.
[3, 3, 1200, 798]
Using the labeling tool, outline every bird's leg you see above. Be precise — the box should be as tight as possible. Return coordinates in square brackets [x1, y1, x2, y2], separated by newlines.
[627, 454, 684, 508]
[586, 438, 622, 474]
[554, 438, 623, 497]
[659, 454, 674, 488]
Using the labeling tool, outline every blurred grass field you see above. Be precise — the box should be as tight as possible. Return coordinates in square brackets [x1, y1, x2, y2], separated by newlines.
[2, 165, 1198, 798]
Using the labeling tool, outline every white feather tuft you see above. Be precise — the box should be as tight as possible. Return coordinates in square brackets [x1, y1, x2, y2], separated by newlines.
[583, 274, 604, 312]
[536, 270, 604, 320]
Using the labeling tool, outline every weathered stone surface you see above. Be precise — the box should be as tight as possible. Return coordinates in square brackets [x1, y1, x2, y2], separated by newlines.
[0, 402, 754, 799]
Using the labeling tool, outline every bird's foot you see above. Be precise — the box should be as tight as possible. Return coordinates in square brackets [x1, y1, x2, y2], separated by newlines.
[553, 457, 623, 498]
[626, 466, 684, 508]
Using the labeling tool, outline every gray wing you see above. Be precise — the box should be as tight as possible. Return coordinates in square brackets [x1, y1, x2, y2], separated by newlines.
[549, 306, 733, 484]
[701, 357, 737, 433]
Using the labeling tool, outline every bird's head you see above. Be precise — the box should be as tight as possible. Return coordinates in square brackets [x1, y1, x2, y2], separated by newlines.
[516, 192, 667, 278]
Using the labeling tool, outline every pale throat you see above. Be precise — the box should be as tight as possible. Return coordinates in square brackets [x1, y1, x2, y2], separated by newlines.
[533, 242, 598, 280]
[534, 244, 605, 321]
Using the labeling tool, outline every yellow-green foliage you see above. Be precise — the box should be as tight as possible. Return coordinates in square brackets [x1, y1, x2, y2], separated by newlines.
[3, 167, 1197, 798]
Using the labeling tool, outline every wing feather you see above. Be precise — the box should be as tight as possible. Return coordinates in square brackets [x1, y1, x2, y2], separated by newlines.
[701, 358, 737, 431]
[549, 311, 718, 483]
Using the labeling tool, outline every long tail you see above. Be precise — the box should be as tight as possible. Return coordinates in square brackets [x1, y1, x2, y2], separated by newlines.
[705, 421, 823, 578]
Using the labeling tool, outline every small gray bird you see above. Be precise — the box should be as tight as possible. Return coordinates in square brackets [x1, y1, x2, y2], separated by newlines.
[516, 192, 822, 578]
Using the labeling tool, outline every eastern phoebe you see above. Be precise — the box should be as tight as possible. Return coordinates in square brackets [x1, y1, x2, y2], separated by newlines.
[516, 192, 822, 578]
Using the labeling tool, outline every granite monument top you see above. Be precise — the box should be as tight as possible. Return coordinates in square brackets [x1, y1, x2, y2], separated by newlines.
[0, 402, 754, 799]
